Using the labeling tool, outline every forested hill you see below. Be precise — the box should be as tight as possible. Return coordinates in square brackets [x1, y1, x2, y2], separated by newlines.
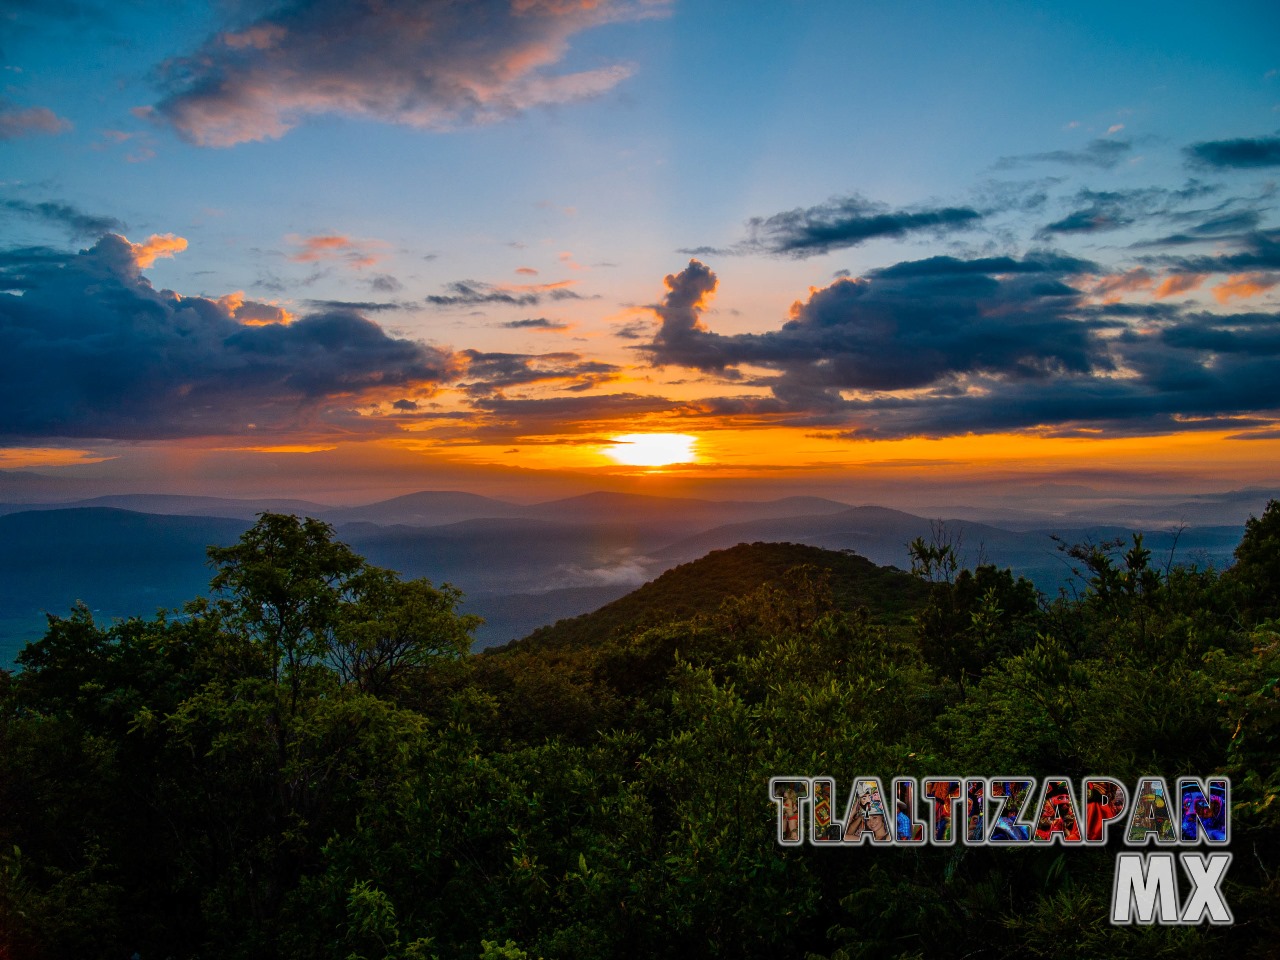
[509, 541, 930, 653]
[2, 506, 1279, 959]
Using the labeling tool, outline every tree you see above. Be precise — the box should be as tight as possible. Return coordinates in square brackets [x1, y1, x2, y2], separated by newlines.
[333, 569, 480, 698]
[1231, 499, 1280, 623]
[207, 514, 365, 707]
[206, 513, 479, 710]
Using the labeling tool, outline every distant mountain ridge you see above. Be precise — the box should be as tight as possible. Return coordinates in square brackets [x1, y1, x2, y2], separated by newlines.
[0, 489, 856, 528]
[0, 489, 1254, 666]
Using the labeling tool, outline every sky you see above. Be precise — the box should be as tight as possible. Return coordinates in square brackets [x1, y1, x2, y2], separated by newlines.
[2, 0, 1279, 515]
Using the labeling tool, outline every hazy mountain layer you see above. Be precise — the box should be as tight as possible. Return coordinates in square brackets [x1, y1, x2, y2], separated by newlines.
[0, 493, 1249, 665]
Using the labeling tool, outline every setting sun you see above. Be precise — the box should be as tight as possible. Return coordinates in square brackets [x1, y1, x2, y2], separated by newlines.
[602, 433, 698, 467]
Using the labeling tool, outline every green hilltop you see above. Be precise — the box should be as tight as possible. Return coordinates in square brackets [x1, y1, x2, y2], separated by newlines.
[509, 540, 930, 654]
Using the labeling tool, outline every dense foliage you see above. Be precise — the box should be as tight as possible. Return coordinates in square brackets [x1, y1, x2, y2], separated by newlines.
[1, 506, 1277, 959]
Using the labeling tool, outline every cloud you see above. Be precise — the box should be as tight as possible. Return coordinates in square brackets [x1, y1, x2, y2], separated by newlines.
[464, 392, 683, 439]
[128, 233, 187, 268]
[364, 273, 402, 293]
[215, 291, 294, 325]
[0, 100, 71, 140]
[739, 195, 983, 258]
[0, 234, 458, 439]
[1148, 229, 1280, 274]
[1, 199, 125, 239]
[1140, 209, 1264, 246]
[643, 259, 728, 369]
[644, 256, 1104, 390]
[1042, 208, 1133, 235]
[1213, 273, 1279, 303]
[611, 318, 652, 340]
[302, 298, 407, 312]
[287, 233, 383, 268]
[995, 138, 1132, 170]
[1092, 267, 1153, 301]
[1038, 183, 1217, 238]
[639, 256, 1280, 439]
[1154, 273, 1207, 298]
[458, 349, 619, 395]
[425, 280, 540, 308]
[501, 317, 569, 330]
[150, 0, 666, 147]
[423, 278, 587, 308]
[1185, 136, 1280, 169]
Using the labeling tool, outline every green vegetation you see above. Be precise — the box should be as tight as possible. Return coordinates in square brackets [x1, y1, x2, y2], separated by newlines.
[516, 541, 930, 654]
[1, 506, 1278, 959]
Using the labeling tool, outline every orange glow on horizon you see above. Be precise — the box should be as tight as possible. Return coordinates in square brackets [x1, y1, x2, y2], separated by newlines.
[411, 424, 1280, 489]
[0, 447, 116, 469]
[228, 444, 340, 454]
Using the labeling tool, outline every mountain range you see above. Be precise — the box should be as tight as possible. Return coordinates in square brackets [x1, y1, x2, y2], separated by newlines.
[0, 489, 1257, 666]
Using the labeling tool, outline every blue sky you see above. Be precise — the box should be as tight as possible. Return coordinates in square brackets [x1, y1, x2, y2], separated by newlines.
[2, 0, 1279, 507]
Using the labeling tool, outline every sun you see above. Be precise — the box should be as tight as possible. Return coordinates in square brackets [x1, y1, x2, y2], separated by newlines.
[602, 433, 698, 467]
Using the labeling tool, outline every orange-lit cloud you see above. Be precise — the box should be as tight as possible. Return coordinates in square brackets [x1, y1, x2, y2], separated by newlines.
[287, 234, 382, 268]
[500, 278, 579, 293]
[217, 291, 295, 325]
[0, 447, 114, 468]
[1091, 268, 1151, 301]
[129, 233, 188, 268]
[233, 443, 338, 453]
[1155, 273, 1207, 298]
[1214, 272, 1278, 303]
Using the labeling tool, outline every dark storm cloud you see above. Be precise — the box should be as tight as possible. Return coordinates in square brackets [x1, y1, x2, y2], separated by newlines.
[642, 259, 732, 370]
[1156, 311, 1280, 355]
[824, 366, 1280, 440]
[149, 0, 664, 147]
[644, 257, 1106, 389]
[640, 256, 1280, 439]
[0, 235, 459, 439]
[871, 253, 1097, 278]
[1186, 136, 1280, 169]
[742, 196, 983, 258]
[995, 138, 1132, 171]
[1, 199, 126, 239]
